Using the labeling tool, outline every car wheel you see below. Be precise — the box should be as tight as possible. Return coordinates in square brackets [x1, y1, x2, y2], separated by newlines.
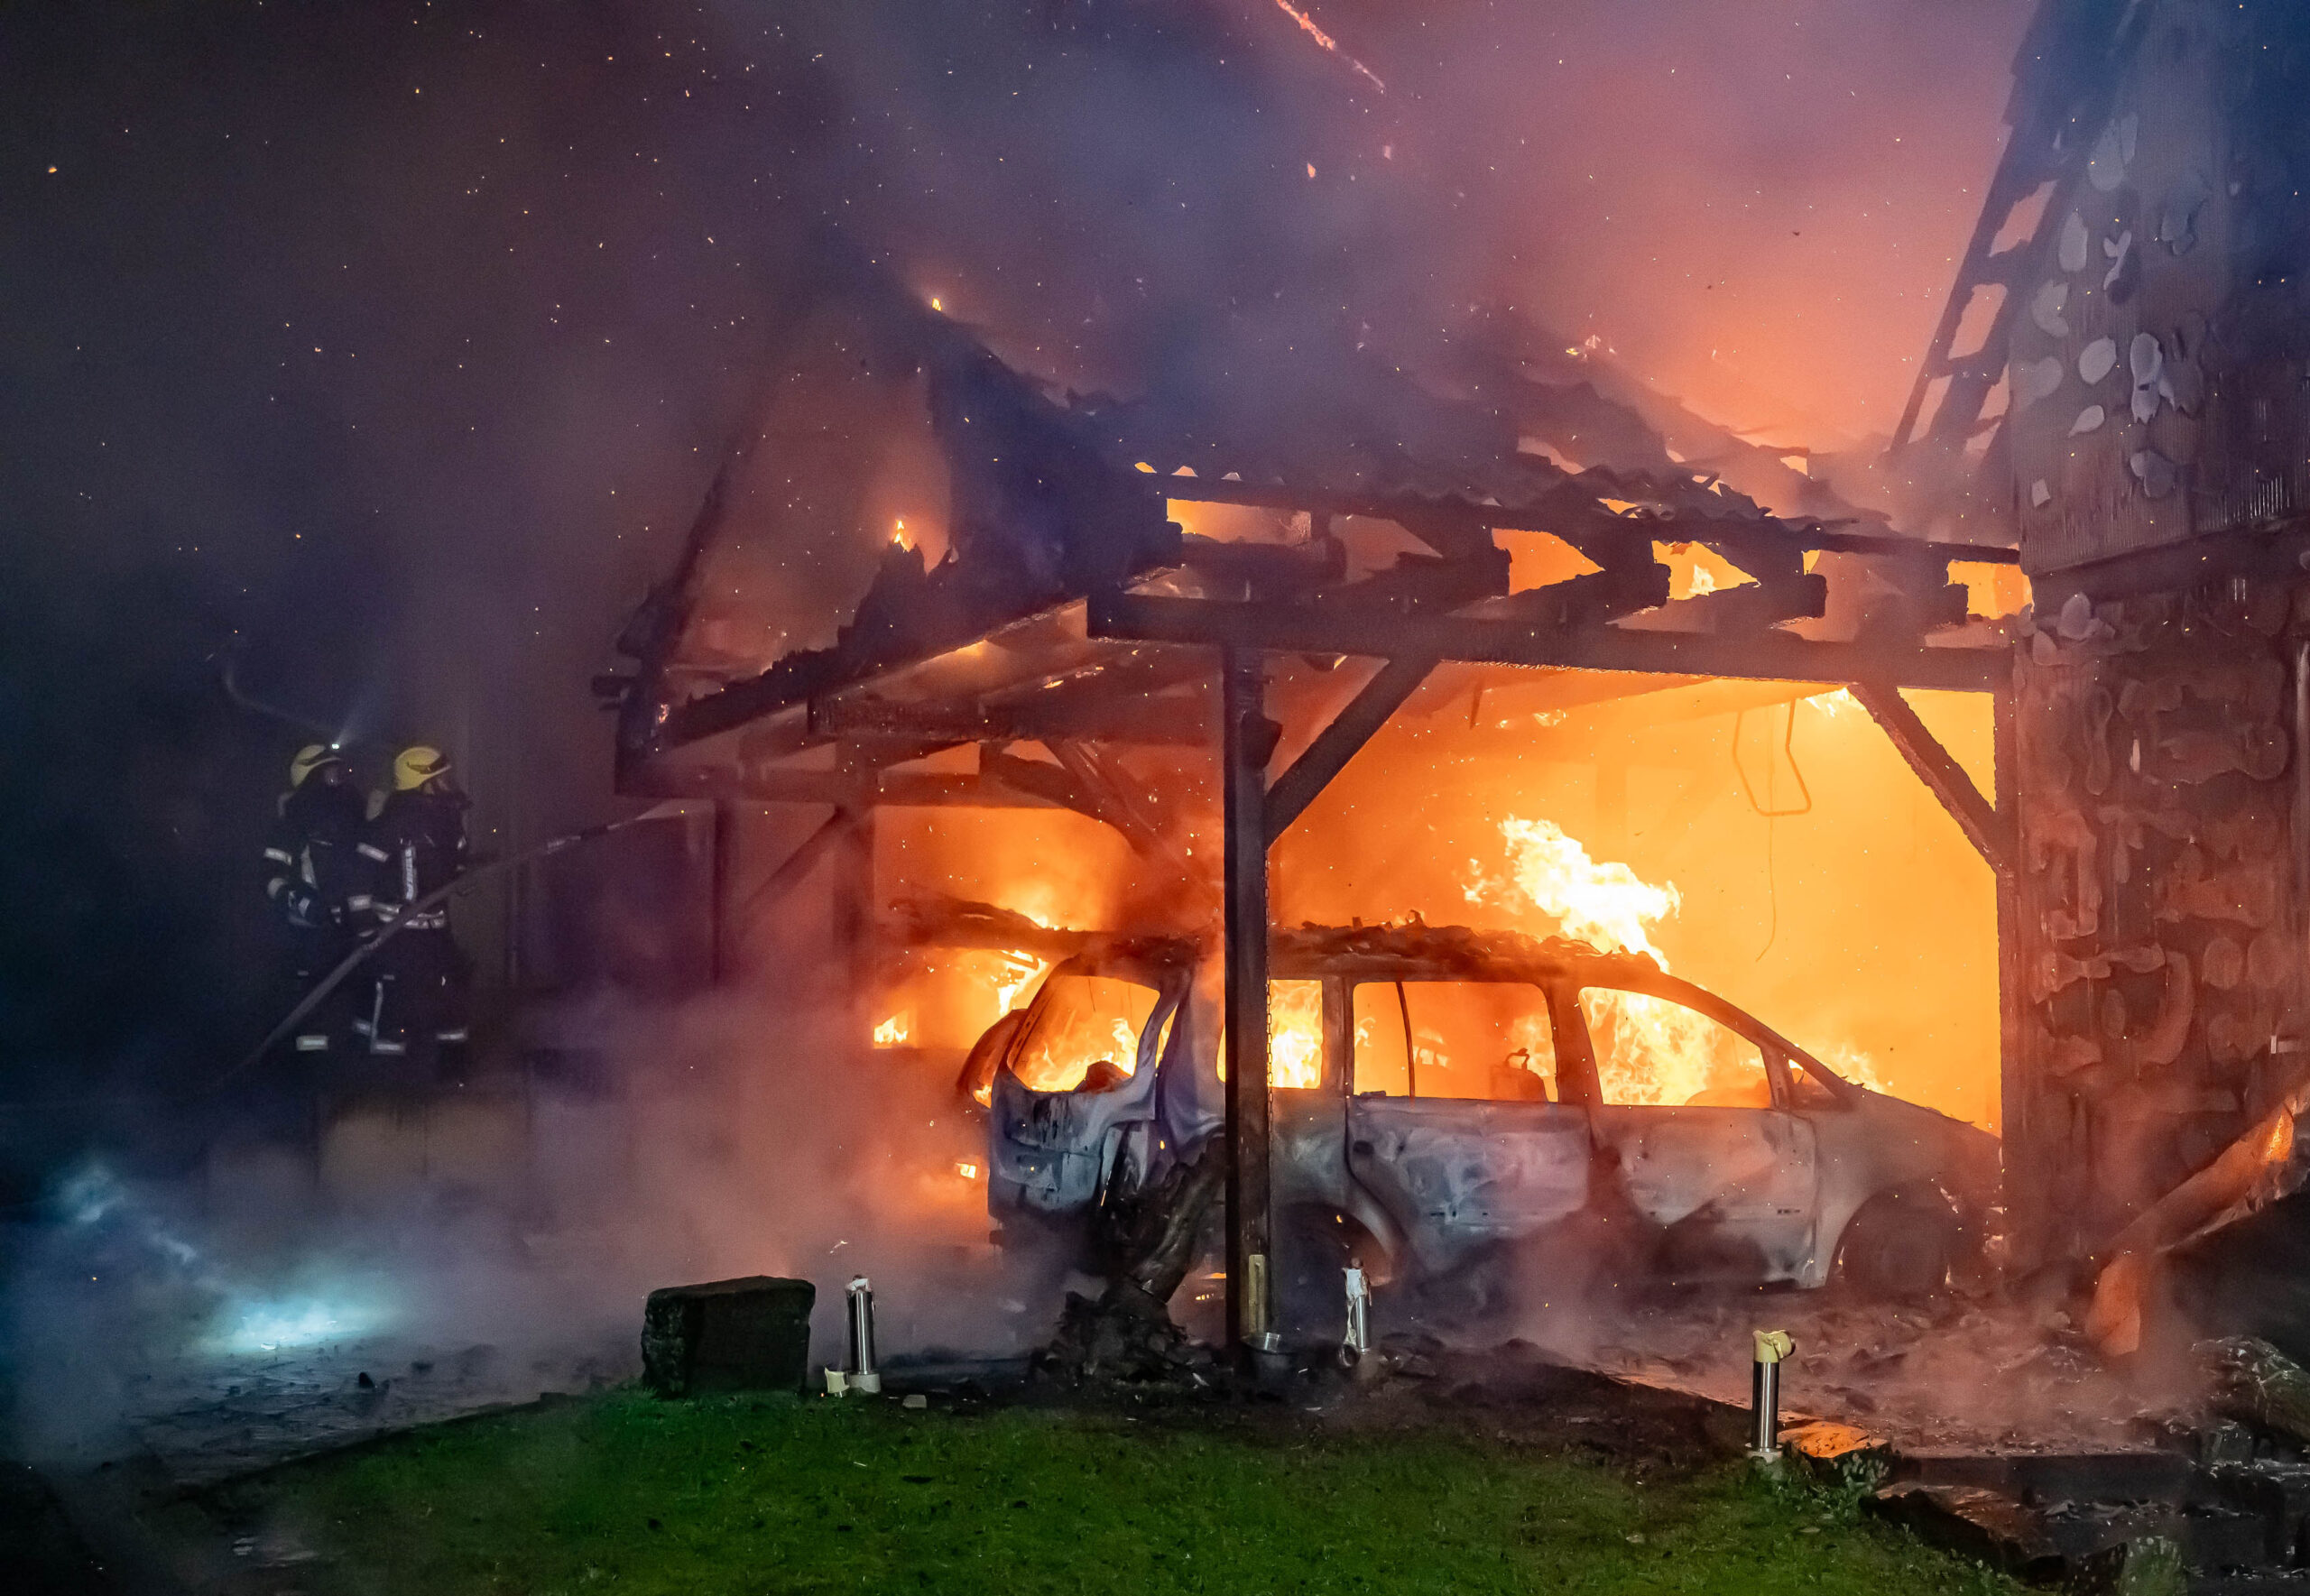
[1835, 1192, 1956, 1300]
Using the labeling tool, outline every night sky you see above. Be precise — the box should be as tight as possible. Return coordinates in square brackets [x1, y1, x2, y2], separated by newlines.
[0, 0, 2026, 1110]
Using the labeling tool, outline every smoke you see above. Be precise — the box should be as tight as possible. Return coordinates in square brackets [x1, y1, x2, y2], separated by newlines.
[0, 0, 2047, 1463]
[1, 939, 1051, 1469]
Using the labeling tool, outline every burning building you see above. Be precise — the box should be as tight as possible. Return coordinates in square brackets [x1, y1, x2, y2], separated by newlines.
[600, 228, 2021, 1346]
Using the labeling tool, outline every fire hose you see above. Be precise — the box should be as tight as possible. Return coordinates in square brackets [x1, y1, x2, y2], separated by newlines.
[0, 811, 679, 1111]
[210, 810, 678, 1097]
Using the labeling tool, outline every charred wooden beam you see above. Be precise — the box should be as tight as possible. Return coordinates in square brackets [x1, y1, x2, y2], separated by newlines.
[1220, 650, 1276, 1352]
[1478, 560, 1670, 630]
[1067, 742, 1181, 859]
[1158, 475, 2019, 566]
[725, 767, 1065, 809]
[1654, 570, 1830, 633]
[1263, 655, 1436, 842]
[980, 746, 1113, 825]
[834, 805, 876, 1040]
[1850, 679, 2013, 874]
[1089, 591, 2009, 694]
[976, 650, 1210, 722]
[1309, 545, 1513, 617]
[1044, 741, 1162, 855]
[1178, 532, 1345, 597]
[808, 690, 1206, 748]
[657, 595, 1088, 753]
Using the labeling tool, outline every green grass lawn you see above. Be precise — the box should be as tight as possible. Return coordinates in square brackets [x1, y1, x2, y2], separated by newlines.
[226, 1389, 2018, 1595]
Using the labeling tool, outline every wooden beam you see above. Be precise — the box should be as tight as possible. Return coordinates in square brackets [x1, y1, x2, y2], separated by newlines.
[1220, 649, 1274, 1352]
[1849, 679, 2013, 874]
[1157, 474, 2019, 565]
[1263, 656, 1436, 841]
[725, 767, 1065, 809]
[809, 690, 1207, 747]
[1479, 561, 1669, 630]
[1090, 591, 2008, 694]
[1044, 741, 1160, 854]
[978, 748, 1113, 824]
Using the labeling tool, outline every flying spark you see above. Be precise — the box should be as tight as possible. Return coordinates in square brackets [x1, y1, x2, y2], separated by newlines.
[1268, 1, 1385, 95]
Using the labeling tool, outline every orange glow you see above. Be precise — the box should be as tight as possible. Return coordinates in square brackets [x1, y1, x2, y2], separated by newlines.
[1465, 815, 1891, 1108]
[1008, 974, 1165, 1092]
[1270, 980, 1325, 1089]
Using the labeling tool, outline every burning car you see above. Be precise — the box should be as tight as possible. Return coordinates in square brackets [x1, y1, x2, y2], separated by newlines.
[963, 924, 1998, 1329]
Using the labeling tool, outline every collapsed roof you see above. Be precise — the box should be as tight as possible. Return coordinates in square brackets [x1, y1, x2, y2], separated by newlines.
[602, 247, 2017, 817]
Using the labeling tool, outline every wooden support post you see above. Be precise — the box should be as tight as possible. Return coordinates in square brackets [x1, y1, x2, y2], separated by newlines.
[710, 800, 735, 986]
[1221, 648, 1276, 1351]
[831, 802, 877, 1045]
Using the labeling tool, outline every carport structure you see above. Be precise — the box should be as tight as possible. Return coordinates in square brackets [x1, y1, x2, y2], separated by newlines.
[603, 269, 2019, 1350]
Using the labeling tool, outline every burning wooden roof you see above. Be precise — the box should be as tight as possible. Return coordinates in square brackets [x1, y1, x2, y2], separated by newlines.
[605, 251, 2019, 814]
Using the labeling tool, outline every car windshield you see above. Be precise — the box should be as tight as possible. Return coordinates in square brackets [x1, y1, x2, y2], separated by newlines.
[1009, 973, 1168, 1092]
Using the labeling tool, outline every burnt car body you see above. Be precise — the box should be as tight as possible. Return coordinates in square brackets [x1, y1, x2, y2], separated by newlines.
[969, 925, 1999, 1316]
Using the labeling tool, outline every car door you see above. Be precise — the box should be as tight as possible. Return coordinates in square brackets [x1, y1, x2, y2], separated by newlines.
[1574, 981, 1819, 1281]
[986, 967, 1183, 1218]
[1344, 979, 1592, 1275]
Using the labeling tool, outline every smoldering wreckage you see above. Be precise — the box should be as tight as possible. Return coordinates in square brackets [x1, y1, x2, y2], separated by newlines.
[43, 0, 2310, 1588]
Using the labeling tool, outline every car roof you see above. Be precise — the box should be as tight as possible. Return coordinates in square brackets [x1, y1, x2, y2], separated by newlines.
[1049, 921, 1660, 984]
[1040, 921, 1854, 1099]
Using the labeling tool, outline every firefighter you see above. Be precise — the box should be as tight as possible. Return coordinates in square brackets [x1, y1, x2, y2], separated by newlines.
[354, 744, 473, 1074]
[261, 743, 372, 1056]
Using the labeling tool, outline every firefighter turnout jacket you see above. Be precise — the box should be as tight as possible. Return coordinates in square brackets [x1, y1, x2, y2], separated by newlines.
[262, 778, 372, 932]
[362, 785, 470, 928]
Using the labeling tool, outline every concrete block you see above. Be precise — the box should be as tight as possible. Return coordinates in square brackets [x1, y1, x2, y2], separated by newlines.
[642, 1276, 816, 1397]
[1871, 1481, 2065, 1583]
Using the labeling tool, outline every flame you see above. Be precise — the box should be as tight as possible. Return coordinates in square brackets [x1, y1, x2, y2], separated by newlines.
[1466, 818, 1724, 1106]
[993, 952, 1049, 1015]
[1471, 816, 1677, 961]
[892, 517, 912, 551]
[1270, 980, 1324, 1090]
[1464, 817, 1890, 1106]
[873, 1011, 912, 1047]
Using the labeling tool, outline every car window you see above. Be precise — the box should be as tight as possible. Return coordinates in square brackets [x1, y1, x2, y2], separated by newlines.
[1787, 1055, 1843, 1108]
[1269, 980, 1326, 1090]
[1578, 987, 1769, 1107]
[1011, 974, 1168, 1093]
[1212, 980, 1330, 1088]
[1351, 982, 1557, 1102]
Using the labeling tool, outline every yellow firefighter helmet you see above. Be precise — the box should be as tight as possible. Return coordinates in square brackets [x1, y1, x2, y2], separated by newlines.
[393, 745, 452, 791]
[290, 744, 341, 789]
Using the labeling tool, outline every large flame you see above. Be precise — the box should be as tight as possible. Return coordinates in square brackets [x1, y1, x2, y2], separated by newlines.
[1466, 816, 1876, 1107]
